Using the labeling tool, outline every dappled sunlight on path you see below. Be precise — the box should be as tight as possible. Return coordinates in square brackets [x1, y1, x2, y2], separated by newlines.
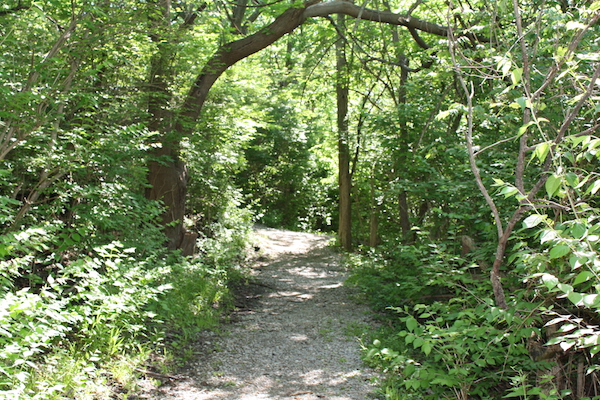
[149, 228, 379, 400]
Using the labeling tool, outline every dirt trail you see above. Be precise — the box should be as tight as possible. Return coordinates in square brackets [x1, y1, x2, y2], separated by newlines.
[151, 227, 379, 400]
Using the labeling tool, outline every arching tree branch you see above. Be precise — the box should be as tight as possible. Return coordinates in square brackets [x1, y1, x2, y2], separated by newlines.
[180, 0, 484, 130]
[304, 0, 489, 43]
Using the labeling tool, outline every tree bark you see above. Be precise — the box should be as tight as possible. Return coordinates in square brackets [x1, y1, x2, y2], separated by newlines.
[144, 0, 190, 250]
[304, 1, 489, 43]
[369, 171, 380, 247]
[336, 14, 352, 252]
[145, 145, 188, 250]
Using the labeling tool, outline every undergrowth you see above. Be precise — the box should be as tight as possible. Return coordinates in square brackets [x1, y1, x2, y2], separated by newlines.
[0, 212, 253, 399]
[346, 232, 600, 400]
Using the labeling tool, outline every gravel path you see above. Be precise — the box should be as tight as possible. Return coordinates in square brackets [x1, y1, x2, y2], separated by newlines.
[151, 227, 379, 400]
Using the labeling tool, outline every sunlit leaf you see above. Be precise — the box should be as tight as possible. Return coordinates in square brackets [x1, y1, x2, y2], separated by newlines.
[573, 271, 593, 285]
[560, 340, 576, 351]
[587, 180, 600, 196]
[511, 67, 523, 86]
[540, 229, 557, 243]
[566, 21, 587, 30]
[498, 57, 512, 76]
[534, 142, 550, 163]
[557, 282, 574, 294]
[569, 254, 588, 269]
[567, 291, 583, 305]
[518, 120, 535, 136]
[545, 316, 569, 326]
[570, 223, 587, 239]
[582, 294, 599, 307]
[557, 323, 577, 333]
[564, 172, 579, 188]
[523, 214, 545, 228]
[545, 174, 562, 197]
[541, 274, 559, 290]
[500, 185, 519, 198]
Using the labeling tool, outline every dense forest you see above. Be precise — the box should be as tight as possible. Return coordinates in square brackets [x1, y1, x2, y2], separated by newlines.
[1, 0, 599, 398]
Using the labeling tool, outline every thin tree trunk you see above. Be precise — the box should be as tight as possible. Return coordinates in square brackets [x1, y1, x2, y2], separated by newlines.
[336, 14, 352, 251]
[369, 172, 380, 247]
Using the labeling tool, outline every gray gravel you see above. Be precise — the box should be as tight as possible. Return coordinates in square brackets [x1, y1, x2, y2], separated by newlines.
[150, 227, 380, 400]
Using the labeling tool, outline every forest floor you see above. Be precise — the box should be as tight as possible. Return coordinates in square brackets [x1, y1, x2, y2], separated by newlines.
[143, 226, 381, 400]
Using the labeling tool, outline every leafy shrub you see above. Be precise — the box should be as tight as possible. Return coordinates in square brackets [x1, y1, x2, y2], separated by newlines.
[347, 240, 562, 399]
[0, 214, 251, 399]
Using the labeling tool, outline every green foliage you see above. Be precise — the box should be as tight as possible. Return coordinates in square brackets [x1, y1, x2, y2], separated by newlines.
[347, 239, 564, 399]
[345, 246, 432, 311]
[228, 56, 336, 231]
[364, 300, 547, 399]
[0, 220, 249, 399]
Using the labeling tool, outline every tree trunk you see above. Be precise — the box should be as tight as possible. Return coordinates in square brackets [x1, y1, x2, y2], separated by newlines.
[146, 145, 188, 250]
[336, 15, 352, 251]
[398, 190, 411, 240]
[369, 171, 380, 247]
[144, 0, 190, 249]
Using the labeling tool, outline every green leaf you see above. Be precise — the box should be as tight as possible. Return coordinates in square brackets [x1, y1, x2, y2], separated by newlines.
[573, 271, 593, 285]
[565, 172, 579, 188]
[567, 291, 583, 305]
[587, 179, 600, 195]
[534, 142, 550, 163]
[570, 254, 588, 270]
[404, 363, 416, 376]
[541, 273, 559, 290]
[570, 223, 587, 239]
[518, 120, 535, 136]
[422, 341, 432, 355]
[515, 97, 533, 110]
[557, 282, 574, 294]
[545, 174, 562, 197]
[523, 214, 545, 228]
[413, 337, 424, 348]
[500, 185, 519, 198]
[549, 244, 570, 259]
[474, 358, 487, 367]
[405, 317, 418, 332]
[511, 67, 523, 86]
[505, 386, 527, 397]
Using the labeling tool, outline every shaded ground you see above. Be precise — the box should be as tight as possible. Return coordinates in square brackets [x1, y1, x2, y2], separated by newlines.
[148, 227, 379, 400]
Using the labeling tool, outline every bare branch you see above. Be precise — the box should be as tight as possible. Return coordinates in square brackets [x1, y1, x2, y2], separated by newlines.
[474, 135, 519, 157]
[304, 1, 490, 43]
